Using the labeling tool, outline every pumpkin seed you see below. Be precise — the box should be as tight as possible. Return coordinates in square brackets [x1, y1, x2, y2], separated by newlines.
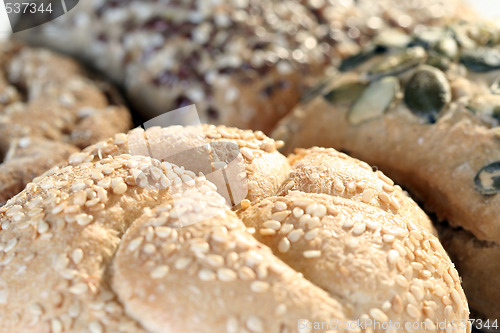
[323, 80, 367, 104]
[404, 65, 451, 122]
[414, 27, 447, 48]
[339, 44, 387, 72]
[491, 76, 500, 94]
[425, 52, 450, 71]
[460, 48, 500, 72]
[436, 36, 458, 59]
[474, 161, 500, 195]
[301, 77, 333, 104]
[368, 46, 427, 80]
[348, 76, 399, 125]
[373, 29, 412, 49]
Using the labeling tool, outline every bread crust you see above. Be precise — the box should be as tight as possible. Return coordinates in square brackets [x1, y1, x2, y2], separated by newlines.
[0, 41, 132, 205]
[0, 128, 469, 332]
[15, 0, 472, 132]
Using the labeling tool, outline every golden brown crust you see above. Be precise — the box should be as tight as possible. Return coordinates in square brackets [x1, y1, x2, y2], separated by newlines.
[0, 40, 132, 205]
[0, 126, 469, 333]
[79, 125, 290, 203]
[239, 191, 468, 330]
[438, 225, 500, 324]
[281, 148, 436, 234]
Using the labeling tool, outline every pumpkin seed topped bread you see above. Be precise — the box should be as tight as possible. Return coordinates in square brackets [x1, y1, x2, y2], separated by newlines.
[272, 19, 500, 322]
[0, 41, 131, 205]
[15, 0, 472, 132]
[0, 125, 469, 332]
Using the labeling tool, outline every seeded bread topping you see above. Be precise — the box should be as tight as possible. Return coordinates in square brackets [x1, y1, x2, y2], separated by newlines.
[0, 125, 469, 332]
[272, 19, 500, 322]
[0, 41, 132, 205]
[16, 0, 472, 132]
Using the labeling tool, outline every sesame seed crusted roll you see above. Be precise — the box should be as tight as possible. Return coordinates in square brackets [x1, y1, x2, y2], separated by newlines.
[0, 127, 469, 332]
[239, 191, 468, 332]
[15, 0, 472, 132]
[113, 194, 353, 333]
[0, 41, 132, 206]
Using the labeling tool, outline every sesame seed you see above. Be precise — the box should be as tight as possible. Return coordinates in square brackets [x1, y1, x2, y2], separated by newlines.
[395, 275, 408, 288]
[304, 229, 319, 241]
[239, 267, 257, 280]
[89, 321, 103, 333]
[4, 238, 17, 252]
[206, 254, 225, 268]
[387, 250, 400, 265]
[30, 303, 43, 316]
[151, 265, 169, 279]
[279, 223, 294, 235]
[155, 226, 172, 238]
[240, 147, 255, 161]
[378, 172, 394, 186]
[112, 181, 128, 195]
[352, 223, 366, 235]
[361, 189, 375, 203]
[199, 269, 216, 281]
[292, 207, 304, 218]
[411, 285, 424, 301]
[378, 192, 391, 205]
[226, 317, 239, 333]
[287, 229, 304, 242]
[143, 244, 157, 254]
[369, 308, 389, 322]
[406, 304, 420, 319]
[250, 281, 270, 293]
[246, 316, 264, 333]
[69, 283, 88, 295]
[51, 318, 63, 333]
[190, 241, 210, 253]
[217, 268, 237, 282]
[451, 289, 462, 306]
[37, 220, 50, 234]
[259, 228, 276, 236]
[333, 178, 345, 192]
[127, 237, 144, 252]
[278, 238, 290, 253]
[303, 250, 321, 258]
[390, 197, 400, 210]
[271, 211, 290, 222]
[241, 199, 251, 209]
[76, 214, 93, 226]
[175, 257, 193, 270]
[72, 248, 84, 264]
[274, 201, 287, 211]
[263, 220, 281, 230]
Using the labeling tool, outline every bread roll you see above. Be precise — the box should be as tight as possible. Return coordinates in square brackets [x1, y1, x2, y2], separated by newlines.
[0, 41, 132, 205]
[272, 20, 500, 323]
[15, 0, 472, 132]
[0, 126, 469, 333]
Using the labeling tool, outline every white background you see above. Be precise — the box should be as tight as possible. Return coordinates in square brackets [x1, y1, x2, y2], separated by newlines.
[0, 1, 499, 40]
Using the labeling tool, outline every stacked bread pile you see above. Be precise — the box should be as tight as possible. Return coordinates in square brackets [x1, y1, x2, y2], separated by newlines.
[1, 0, 499, 331]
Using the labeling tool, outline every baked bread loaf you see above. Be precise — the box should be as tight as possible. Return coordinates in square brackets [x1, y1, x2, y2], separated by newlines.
[0, 41, 132, 205]
[272, 20, 500, 322]
[0, 125, 469, 332]
[15, 0, 472, 132]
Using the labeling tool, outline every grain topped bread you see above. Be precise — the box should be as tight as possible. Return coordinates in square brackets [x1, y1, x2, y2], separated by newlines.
[0, 41, 131, 205]
[0, 125, 469, 333]
[15, 0, 472, 132]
